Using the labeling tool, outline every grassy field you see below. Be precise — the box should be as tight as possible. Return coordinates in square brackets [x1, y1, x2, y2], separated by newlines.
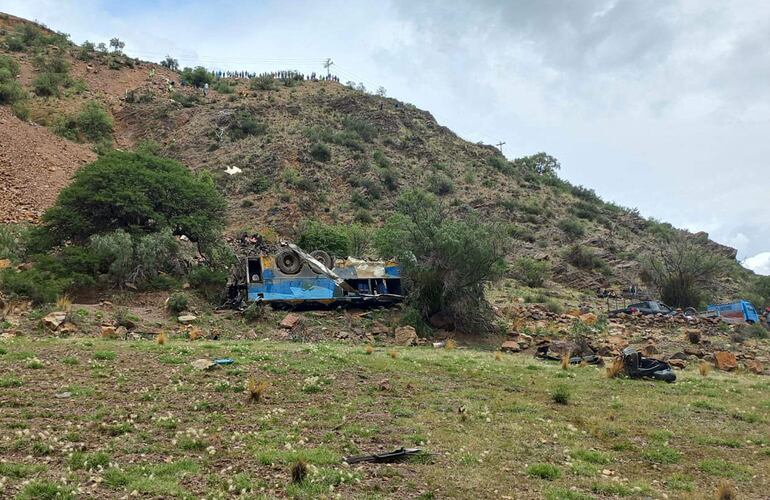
[0, 337, 768, 499]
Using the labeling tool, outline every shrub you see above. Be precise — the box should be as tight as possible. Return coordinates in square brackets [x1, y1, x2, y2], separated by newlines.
[380, 168, 399, 191]
[310, 143, 331, 162]
[55, 101, 113, 143]
[32, 55, 71, 97]
[513, 153, 561, 176]
[374, 189, 507, 333]
[298, 221, 350, 256]
[229, 111, 267, 140]
[527, 463, 560, 480]
[0, 224, 28, 261]
[180, 66, 213, 87]
[166, 293, 189, 314]
[487, 155, 513, 175]
[188, 266, 227, 303]
[551, 385, 570, 405]
[170, 91, 201, 107]
[641, 235, 726, 308]
[250, 75, 277, 91]
[558, 218, 585, 240]
[38, 151, 226, 247]
[514, 257, 550, 287]
[566, 244, 605, 271]
[426, 172, 454, 196]
[243, 302, 269, 322]
[342, 117, 377, 142]
[0, 56, 25, 104]
[212, 80, 234, 94]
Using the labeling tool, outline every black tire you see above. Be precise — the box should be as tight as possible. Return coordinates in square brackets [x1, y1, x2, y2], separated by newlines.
[683, 307, 698, 317]
[310, 250, 333, 269]
[276, 249, 301, 274]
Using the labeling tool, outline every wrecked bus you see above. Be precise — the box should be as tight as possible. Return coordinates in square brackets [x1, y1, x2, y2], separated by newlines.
[241, 244, 403, 307]
[707, 300, 760, 324]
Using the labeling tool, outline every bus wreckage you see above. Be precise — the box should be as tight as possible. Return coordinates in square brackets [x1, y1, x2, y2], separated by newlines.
[227, 243, 403, 308]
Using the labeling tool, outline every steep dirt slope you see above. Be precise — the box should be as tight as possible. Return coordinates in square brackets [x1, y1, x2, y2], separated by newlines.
[0, 106, 96, 223]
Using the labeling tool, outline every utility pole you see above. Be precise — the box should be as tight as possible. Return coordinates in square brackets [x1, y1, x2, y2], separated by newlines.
[495, 141, 506, 153]
[323, 58, 334, 77]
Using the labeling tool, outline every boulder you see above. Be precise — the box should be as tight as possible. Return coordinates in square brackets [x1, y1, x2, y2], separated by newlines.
[668, 359, 687, 369]
[58, 322, 78, 335]
[177, 314, 198, 324]
[579, 312, 598, 325]
[100, 325, 117, 338]
[549, 340, 578, 356]
[394, 326, 418, 346]
[42, 311, 67, 330]
[279, 313, 301, 329]
[191, 358, 216, 370]
[745, 359, 765, 375]
[500, 341, 521, 353]
[714, 351, 737, 371]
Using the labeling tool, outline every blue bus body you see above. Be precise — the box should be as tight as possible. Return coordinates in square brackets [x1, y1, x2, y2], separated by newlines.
[706, 300, 760, 324]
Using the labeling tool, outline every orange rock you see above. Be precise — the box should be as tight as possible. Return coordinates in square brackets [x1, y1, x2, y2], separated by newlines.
[714, 351, 737, 371]
[279, 313, 301, 329]
[579, 312, 598, 325]
[745, 359, 764, 375]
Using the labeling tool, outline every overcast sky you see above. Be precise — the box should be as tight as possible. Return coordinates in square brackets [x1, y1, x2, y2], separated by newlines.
[3, 0, 769, 274]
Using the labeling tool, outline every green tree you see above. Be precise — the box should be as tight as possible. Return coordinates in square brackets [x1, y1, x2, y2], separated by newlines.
[180, 66, 213, 87]
[374, 189, 507, 333]
[513, 152, 560, 176]
[641, 235, 726, 308]
[37, 151, 226, 248]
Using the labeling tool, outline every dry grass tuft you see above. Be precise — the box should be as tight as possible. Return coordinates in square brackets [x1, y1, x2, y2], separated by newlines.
[187, 326, 204, 341]
[561, 353, 570, 370]
[716, 480, 737, 500]
[365, 345, 374, 355]
[495, 351, 502, 362]
[55, 295, 72, 312]
[291, 459, 308, 484]
[606, 357, 624, 379]
[389, 350, 398, 359]
[699, 362, 711, 377]
[156, 331, 167, 345]
[246, 376, 269, 403]
[445, 339, 457, 350]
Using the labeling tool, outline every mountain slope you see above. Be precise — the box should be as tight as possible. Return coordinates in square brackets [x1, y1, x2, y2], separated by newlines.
[0, 12, 754, 299]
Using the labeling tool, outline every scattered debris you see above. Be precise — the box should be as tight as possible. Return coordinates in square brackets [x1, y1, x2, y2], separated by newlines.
[54, 391, 71, 398]
[191, 358, 216, 370]
[621, 347, 676, 383]
[214, 358, 234, 365]
[343, 447, 422, 464]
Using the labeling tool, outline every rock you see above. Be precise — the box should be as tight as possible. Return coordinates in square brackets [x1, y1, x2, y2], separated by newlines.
[191, 358, 216, 370]
[177, 314, 198, 324]
[685, 329, 701, 344]
[745, 359, 765, 375]
[378, 378, 390, 391]
[58, 322, 78, 335]
[42, 311, 67, 330]
[279, 313, 301, 329]
[549, 340, 578, 356]
[100, 325, 117, 338]
[116, 326, 128, 338]
[669, 352, 689, 361]
[668, 359, 687, 369]
[54, 391, 72, 398]
[579, 312, 598, 325]
[714, 351, 737, 371]
[501, 341, 521, 353]
[642, 343, 658, 356]
[394, 326, 417, 346]
[370, 321, 390, 336]
[517, 333, 533, 349]
[683, 347, 704, 358]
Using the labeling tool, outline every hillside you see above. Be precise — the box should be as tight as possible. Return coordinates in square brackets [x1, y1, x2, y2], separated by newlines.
[0, 12, 754, 303]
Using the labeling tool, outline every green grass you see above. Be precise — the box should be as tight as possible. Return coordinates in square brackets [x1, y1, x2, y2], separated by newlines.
[0, 337, 769, 498]
[92, 350, 116, 360]
[16, 480, 74, 500]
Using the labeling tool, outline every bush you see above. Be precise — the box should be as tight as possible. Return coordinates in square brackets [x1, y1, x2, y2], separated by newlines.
[514, 257, 550, 287]
[426, 172, 454, 196]
[31, 55, 71, 97]
[0, 56, 25, 105]
[180, 66, 213, 87]
[55, 101, 113, 143]
[39, 151, 226, 247]
[310, 143, 331, 162]
[250, 75, 277, 91]
[551, 385, 570, 405]
[212, 80, 234, 94]
[243, 302, 269, 322]
[166, 293, 189, 314]
[527, 463, 561, 480]
[374, 189, 507, 333]
[558, 218, 585, 240]
[0, 224, 29, 261]
[566, 244, 605, 271]
[188, 266, 227, 303]
[380, 168, 399, 191]
[170, 91, 201, 107]
[229, 111, 267, 140]
[1, 267, 69, 304]
[641, 235, 726, 308]
[342, 117, 377, 142]
[298, 221, 350, 256]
